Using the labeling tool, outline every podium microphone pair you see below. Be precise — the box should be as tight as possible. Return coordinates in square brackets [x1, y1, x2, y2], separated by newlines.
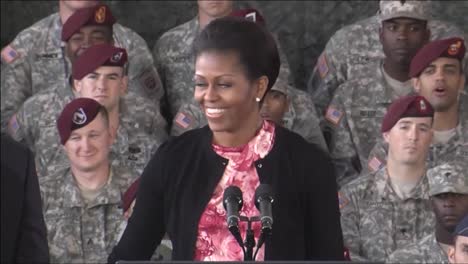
[223, 184, 274, 260]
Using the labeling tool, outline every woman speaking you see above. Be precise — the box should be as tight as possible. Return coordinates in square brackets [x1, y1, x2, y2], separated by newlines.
[108, 16, 344, 262]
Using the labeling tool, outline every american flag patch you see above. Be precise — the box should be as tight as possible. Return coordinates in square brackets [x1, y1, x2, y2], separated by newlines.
[174, 112, 192, 129]
[368, 156, 383, 172]
[1, 45, 19, 64]
[325, 105, 343, 126]
[7, 114, 19, 135]
[338, 192, 348, 209]
[317, 53, 329, 79]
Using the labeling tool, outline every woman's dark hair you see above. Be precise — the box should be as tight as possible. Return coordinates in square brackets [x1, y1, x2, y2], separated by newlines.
[193, 16, 280, 96]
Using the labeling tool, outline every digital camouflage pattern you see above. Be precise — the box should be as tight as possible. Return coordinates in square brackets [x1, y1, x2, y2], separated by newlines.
[1, 12, 164, 133]
[385, 233, 448, 264]
[427, 162, 468, 196]
[339, 167, 434, 262]
[40, 166, 135, 263]
[323, 60, 414, 187]
[307, 13, 467, 116]
[8, 84, 168, 178]
[153, 16, 295, 122]
[171, 87, 328, 151]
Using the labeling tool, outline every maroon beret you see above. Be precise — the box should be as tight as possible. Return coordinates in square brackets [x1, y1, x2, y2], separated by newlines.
[62, 4, 116, 41]
[57, 98, 104, 145]
[72, 43, 127, 80]
[229, 8, 266, 26]
[410, 37, 466, 77]
[381, 95, 434, 133]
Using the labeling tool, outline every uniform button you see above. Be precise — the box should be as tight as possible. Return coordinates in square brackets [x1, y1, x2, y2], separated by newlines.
[400, 228, 406, 234]
[257, 164, 262, 168]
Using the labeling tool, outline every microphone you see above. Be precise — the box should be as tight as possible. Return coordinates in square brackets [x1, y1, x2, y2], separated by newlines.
[223, 186, 244, 248]
[255, 184, 274, 232]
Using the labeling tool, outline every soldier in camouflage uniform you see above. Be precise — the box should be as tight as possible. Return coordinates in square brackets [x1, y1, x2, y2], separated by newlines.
[307, 0, 467, 117]
[323, 1, 432, 186]
[7, 44, 167, 178]
[172, 82, 328, 151]
[339, 95, 436, 262]
[42, 97, 135, 263]
[0, 2, 163, 133]
[366, 37, 468, 175]
[153, 4, 295, 123]
[386, 162, 468, 264]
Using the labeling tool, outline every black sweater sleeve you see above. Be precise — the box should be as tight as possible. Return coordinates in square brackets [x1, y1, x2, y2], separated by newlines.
[108, 142, 168, 263]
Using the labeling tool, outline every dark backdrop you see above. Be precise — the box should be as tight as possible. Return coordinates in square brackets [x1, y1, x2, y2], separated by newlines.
[2, 1, 467, 90]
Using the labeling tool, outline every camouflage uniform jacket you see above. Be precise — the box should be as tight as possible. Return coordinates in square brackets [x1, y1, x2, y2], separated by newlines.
[365, 95, 468, 174]
[339, 167, 434, 262]
[170, 87, 328, 151]
[1, 12, 164, 133]
[153, 16, 294, 121]
[10, 86, 168, 177]
[307, 14, 467, 116]
[385, 233, 448, 264]
[324, 60, 413, 186]
[40, 166, 135, 263]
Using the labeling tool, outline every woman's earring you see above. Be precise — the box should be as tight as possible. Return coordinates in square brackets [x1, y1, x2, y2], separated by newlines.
[255, 97, 261, 102]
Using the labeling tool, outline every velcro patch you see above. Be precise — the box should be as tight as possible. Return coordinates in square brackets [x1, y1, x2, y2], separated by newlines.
[139, 68, 157, 91]
[1, 44, 20, 64]
[174, 112, 192, 129]
[368, 156, 383, 172]
[317, 53, 329, 79]
[325, 105, 343, 126]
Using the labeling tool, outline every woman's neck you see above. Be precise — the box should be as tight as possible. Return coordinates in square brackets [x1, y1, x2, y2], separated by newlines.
[212, 115, 263, 147]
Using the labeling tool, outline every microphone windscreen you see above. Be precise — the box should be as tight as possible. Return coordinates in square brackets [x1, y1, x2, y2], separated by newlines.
[255, 184, 273, 209]
[223, 185, 243, 210]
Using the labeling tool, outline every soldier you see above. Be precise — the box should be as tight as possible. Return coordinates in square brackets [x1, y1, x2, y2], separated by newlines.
[448, 214, 468, 264]
[153, 3, 294, 124]
[1, 1, 163, 133]
[324, 1, 431, 186]
[42, 97, 135, 262]
[7, 44, 167, 178]
[307, 0, 467, 116]
[172, 83, 328, 151]
[386, 162, 468, 263]
[366, 37, 467, 175]
[339, 95, 435, 262]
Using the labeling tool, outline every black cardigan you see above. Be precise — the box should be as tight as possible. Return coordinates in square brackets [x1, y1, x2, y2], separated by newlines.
[108, 125, 344, 262]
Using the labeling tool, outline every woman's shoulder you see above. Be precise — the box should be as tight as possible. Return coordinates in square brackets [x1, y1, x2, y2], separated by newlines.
[156, 126, 210, 156]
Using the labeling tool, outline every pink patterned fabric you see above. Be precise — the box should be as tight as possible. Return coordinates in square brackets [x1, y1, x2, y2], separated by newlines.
[194, 121, 276, 261]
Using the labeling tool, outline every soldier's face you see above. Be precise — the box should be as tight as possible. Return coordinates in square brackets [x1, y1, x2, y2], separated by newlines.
[64, 113, 113, 173]
[74, 66, 128, 112]
[66, 25, 113, 63]
[383, 117, 433, 166]
[194, 51, 267, 135]
[449, 236, 468, 264]
[380, 18, 429, 66]
[60, 0, 98, 12]
[260, 90, 289, 126]
[431, 193, 468, 232]
[197, 0, 233, 18]
[413, 57, 465, 112]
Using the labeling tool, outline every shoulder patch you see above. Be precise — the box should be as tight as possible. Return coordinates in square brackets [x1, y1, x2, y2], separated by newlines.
[325, 105, 343, 126]
[368, 156, 383, 172]
[338, 192, 349, 209]
[1, 44, 20, 64]
[174, 112, 192, 129]
[7, 114, 20, 136]
[139, 68, 157, 91]
[317, 53, 329, 79]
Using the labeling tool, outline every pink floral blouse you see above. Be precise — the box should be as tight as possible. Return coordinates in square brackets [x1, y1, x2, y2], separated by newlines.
[194, 121, 276, 261]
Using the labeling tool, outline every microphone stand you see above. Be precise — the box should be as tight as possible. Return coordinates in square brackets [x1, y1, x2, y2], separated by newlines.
[239, 216, 261, 261]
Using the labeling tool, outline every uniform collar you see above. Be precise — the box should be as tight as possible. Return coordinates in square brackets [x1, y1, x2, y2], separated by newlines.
[374, 167, 429, 201]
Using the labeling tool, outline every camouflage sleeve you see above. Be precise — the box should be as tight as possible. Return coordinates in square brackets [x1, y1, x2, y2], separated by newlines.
[338, 188, 368, 262]
[1, 55, 33, 133]
[119, 26, 164, 106]
[323, 87, 360, 187]
[363, 140, 388, 176]
[7, 98, 36, 152]
[170, 101, 205, 136]
[307, 36, 343, 116]
[385, 246, 420, 263]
